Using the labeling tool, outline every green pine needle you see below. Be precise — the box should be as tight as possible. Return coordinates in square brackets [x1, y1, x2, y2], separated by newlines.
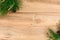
[0, 0, 21, 16]
[49, 29, 59, 40]
[47, 21, 60, 40]
[48, 29, 60, 40]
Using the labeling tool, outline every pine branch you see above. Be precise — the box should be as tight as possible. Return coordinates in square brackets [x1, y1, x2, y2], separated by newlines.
[47, 21, 60, 40]
[0, 0, 21, 16]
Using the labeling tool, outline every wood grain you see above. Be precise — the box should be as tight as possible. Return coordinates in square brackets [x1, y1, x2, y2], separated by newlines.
[19, 0, 60, 12]
[0, 12, 59, 40]
[0, 0, 60, 40]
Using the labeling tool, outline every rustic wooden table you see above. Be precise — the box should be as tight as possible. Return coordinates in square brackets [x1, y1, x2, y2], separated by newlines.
[0, 0, 60, 40]
[0, 12, 59, 40]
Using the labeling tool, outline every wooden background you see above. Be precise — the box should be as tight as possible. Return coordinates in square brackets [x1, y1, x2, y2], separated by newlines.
[0, 0, 60, 40]
[19, 0, 60, 12]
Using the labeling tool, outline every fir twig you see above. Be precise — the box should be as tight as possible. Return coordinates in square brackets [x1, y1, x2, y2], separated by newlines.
[0, 0, 21, 16]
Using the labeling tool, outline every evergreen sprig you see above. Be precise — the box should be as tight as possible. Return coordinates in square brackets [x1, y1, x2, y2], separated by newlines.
[0, 0, 21, 16]
[48, 29, 60, 40]
[47, 22, 60, 40]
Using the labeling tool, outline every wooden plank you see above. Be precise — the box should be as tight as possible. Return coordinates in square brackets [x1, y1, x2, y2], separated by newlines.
[19, 0, 60, 12]
[0, 12, 59, 40]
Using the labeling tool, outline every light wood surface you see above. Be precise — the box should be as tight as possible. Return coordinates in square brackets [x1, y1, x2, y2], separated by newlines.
[0, 0, 60, 40]
[19, 0, 60, 12]
[0, 12, 60, 40]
